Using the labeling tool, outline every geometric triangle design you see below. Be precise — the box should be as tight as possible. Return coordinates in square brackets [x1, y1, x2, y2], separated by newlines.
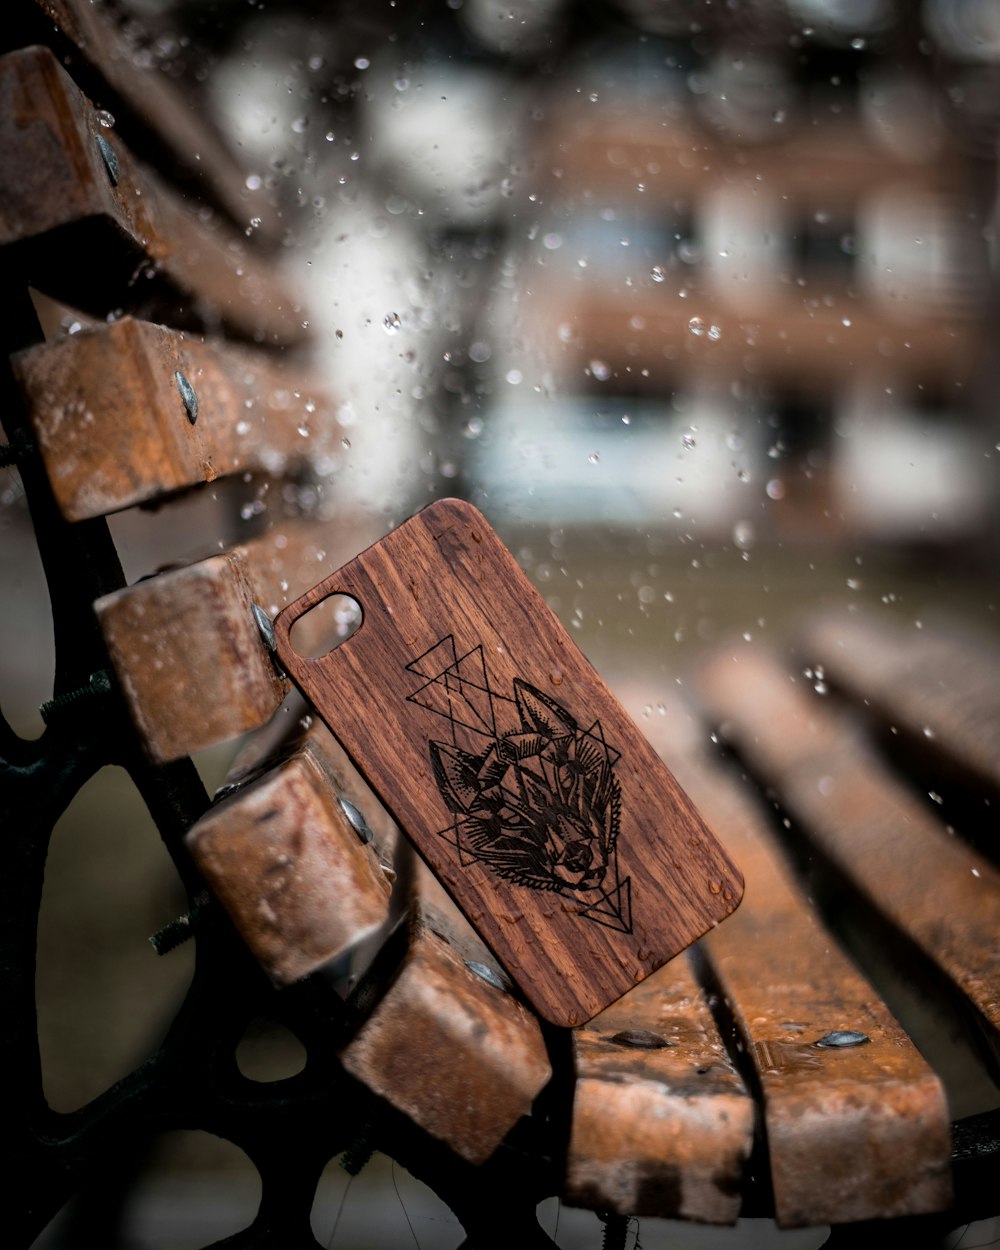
[577, 872, 632, 934]
[406, 634, 633, 934]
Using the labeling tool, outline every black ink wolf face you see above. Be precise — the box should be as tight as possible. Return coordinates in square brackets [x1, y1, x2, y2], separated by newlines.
[428, 679, 621, 894]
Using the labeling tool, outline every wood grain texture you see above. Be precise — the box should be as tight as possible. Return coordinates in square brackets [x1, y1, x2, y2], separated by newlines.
[225, 700, 401, 870]
[340, 883, 552, 1165]
[93, 519, 365, 763]
[274, 499, 743, 1027]
[566, 951, 753, 1224]
[96, 550, 285, 763]
[698, 645, 1000, 1052]
[0, 46, 303, 345]
[13, 317, 331, 520]
[645, 696, 953, 1228]
[186, 724, 393, 985]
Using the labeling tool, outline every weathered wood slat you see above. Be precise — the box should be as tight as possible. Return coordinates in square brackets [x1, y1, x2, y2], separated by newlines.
[94, 518, 358, 763]
[190, 697, 550, 1167]
[13, 316, 330, 521]
[33, 0, 283, 240]
[95, 549, 285, 763]
[689, 763, 949, 1223]
[340, 861, 553, 1165]
[223, 697, 401, 867]
[801, 611, 1000, 802]
[186, 720, 394, 986]
[0, 45, 303, 345]
[566, 950, 753, 1224]
[698, 647, 1000, 1054]
[622, 693, 953, 1226]
[95, 552, 285, 765]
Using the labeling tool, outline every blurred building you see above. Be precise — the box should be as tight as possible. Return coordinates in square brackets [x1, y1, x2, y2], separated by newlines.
[459, 1, 998, 547]
[115, 0, 1000, 547]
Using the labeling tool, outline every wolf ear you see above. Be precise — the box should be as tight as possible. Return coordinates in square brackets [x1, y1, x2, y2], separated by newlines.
[429, 740, 483, 814]
[513, 679, 576, 738]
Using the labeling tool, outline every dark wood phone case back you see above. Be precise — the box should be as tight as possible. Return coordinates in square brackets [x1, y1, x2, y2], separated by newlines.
[273, 499, 742, 1026]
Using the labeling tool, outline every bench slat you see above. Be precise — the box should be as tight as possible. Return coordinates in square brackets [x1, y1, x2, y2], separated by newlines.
[341, 868, 553, 1165]
[95, 549, 286, 763]
[13, 316, 330, 521]
[691, 764, 951, 1225]
[0, 46, 303, 345]
[34, 0, 283, 240]
[801, 612, 1000, 803]
[186, 723, 393, 986]
[699, 647, 1000, 1054]
[567, 951, 753, 1224]
[189, 698, 551, 1167]
[630, 696, 952, 1227]
[95, 519, 365, 763]
[223, 699, 401, 864]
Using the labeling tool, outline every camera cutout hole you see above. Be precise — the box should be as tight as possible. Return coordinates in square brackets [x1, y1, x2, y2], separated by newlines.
[287, 592, 363, 659]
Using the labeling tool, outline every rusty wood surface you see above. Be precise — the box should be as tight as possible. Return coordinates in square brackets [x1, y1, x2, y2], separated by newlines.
[225, 699, 401, 871]
[0, 46, 304, 345]
[186, 723, 393, 986]
[698, 645, 1000, 1054]
[34, 0, 283, 240]
[566, 950, 753, 1224]
[800, 611, 1000, 803]
[274, 499, 743, 1027]
[95, 549, 285, 763]
[340, 871, 553, 1165]
[638, 698, 953, 1228]
[94, 520, 367, 764]
[13, 316, 330, 521]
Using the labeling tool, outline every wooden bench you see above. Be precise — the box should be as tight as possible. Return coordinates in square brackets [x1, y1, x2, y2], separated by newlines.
[3, 4, 999, 1247]
[689, 612, 1000, 1242]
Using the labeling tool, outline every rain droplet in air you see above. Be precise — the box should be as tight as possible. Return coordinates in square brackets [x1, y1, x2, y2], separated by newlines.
[732, 520, 755, 550]
[587, 451, 600, 465]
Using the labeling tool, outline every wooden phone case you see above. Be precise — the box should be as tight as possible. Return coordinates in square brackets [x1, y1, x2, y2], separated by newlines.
[273, 499, 742, 1026]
